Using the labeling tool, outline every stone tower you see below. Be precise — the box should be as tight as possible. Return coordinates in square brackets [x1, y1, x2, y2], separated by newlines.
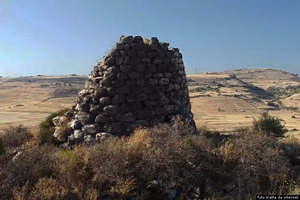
[66, 36, 195, 143]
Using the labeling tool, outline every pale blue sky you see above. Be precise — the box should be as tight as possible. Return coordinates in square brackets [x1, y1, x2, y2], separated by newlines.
[0, 0, 299, 77]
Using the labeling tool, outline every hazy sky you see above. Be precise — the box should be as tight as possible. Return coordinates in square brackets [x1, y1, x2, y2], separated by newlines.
[1, 0, 299, 77]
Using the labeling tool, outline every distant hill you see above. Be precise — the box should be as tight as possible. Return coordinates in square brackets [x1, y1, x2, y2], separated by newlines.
[218, 68, 299, 81]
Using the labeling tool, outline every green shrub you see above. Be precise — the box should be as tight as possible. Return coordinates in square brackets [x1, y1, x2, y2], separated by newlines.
[252, 112, 287, 137]
[38, 108, 72, 145]
[267, 85, 300, 98]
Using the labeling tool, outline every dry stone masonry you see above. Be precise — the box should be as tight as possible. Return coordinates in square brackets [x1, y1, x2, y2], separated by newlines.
[55, 36, 195, 144]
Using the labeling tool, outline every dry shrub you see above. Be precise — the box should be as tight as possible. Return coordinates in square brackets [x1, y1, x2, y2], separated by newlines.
[12, 177, 92, 200]
[0, 125, 33, 150]
[279, 136, 300, 192]
[110, 178, 136, 197]
[11, 182, 29, 200]
[12, 178, 66, 200]
[88, 118, 211, 199]
[0, 145, 56, 199]
[280, 136, 300, 160]
[222, 131, 291, 199]
[54, 146, 92, 186]
[7, 145, 97, 200]
[3, 115, 298, 199]
[219, 140, 234, 164]
[29, 178, 66, 199]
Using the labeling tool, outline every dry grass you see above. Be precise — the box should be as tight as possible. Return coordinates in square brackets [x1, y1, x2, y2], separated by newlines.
[1, 114, 299, 199]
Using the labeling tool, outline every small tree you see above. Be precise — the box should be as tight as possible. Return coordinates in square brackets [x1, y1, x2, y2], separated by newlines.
[252, 112, 287, 138]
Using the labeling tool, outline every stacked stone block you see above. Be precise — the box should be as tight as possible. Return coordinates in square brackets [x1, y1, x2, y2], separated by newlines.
[66, 35, 195, 143]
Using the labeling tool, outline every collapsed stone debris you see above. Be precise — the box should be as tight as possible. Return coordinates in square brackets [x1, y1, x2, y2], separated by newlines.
[53, 35, 196, 145]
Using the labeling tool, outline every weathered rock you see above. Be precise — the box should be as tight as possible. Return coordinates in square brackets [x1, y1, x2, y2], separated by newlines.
[159, 78, 170, 85]
[147, 79, 158, 86]
[55, 35, 195, 145]
[84, 135, 96, 143]
[137, 93, 149, 101]
[115, 57, 124, 65]
[142, 57, 151, 63]
[104, 57, 115, 66]
[96, 132, 114, 142]
[120, 65, 132, 73]
[117, 72, 128, 80]
[136, 79, 146, 86]
[116, 112, 136, 122]
[70, 120, 83, 130]
[75, 114, 95, 125]
[111, 80, 124, 88]
[82, 124, 102, 134]
[118, 86, 130, 94]
[74, 130, 84, 140]
[111, 122, 124, 134]
[58, 142, 69, 149]
[137, 110, 155, 120]
[115, 43, 124, 50]
[153, 73, 164, 79]
[120, 36, 134, 44]
[110, 49, 120, 58]
[133, 36, 143, 43]
[107, 66, 121, 74]
[95, 113, 111, 123]
[153, 57, 163, 65]
[106, 87, 117, 97]
[104, 105, 119, 116]
[137, 50, 147, 58]
[64, 111, 74, 120]
[53, 129, 67, 142]
[52, 116, 67, 126]
[147, 63, 156, 72]
[128, 72, 140, 79]
[136, 64, 147, 72]
[99, 97, 111, 106]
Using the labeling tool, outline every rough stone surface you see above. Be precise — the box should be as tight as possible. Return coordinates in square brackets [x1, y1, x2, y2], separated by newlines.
[53, 35, 195, 144]
[96, 132, 114, 142]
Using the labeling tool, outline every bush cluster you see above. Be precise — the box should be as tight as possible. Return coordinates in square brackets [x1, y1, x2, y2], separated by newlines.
[252, 112, 288, 137]
[0, 112, 299, 199]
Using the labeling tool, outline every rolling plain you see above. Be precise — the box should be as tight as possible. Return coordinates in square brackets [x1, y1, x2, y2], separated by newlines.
[0, 68, 299, 138]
